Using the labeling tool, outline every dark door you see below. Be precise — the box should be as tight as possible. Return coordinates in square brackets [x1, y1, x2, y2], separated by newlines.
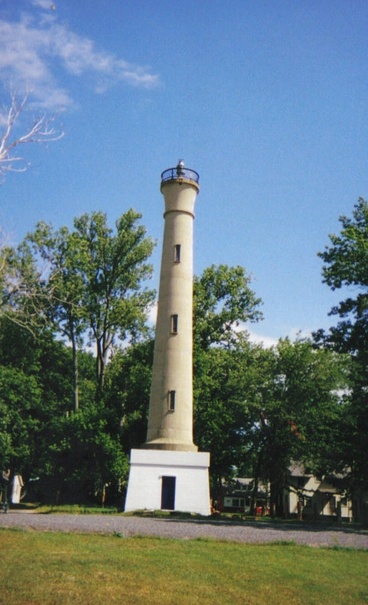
[161, 476, 176, 510]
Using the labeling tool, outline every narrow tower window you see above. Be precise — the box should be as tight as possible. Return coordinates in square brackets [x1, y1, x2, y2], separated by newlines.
[174, 244, 181, 263]
[168, 390, 176, 411]
[171, 314, 178, 334]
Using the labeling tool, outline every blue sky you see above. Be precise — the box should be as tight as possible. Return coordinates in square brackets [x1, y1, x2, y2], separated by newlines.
[1, 0, 367, 344]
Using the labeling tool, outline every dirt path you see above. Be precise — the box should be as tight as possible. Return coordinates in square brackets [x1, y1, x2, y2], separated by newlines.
[1, 511, 368, 549]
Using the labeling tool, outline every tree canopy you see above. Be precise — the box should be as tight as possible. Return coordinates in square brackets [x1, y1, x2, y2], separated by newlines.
[193, 264, 263, 350]
[22, 210, 156, 407]
[317, 198, 368, 493]
[318, 197, 368, 356]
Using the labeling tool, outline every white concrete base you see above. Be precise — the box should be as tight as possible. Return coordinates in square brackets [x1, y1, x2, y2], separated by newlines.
[124, 449, 211, 516]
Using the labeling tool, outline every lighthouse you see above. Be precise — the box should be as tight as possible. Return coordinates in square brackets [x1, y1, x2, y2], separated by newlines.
[125, 161, 211, 515]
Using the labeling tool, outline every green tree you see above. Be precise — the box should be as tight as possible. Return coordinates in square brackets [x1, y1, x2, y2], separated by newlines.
[43, 402, 129, 505]
[0, 318, 75, 478]
[318, 198, 368, 355]
[0, 235, 46, 332]
[0, 365, 42, 474]
[249, 338, 349, 516]
[193, 264, 263, 350]
[25, 210, 155, 408]
[103, 339, 154, 454]
[317, 198, 368, 493]
[194, 338, 265, 495]
[193, 264, 264, 494]
[0, 315, 127, 503]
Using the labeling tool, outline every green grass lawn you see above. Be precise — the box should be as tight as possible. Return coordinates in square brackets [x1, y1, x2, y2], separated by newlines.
[1, 529, 367, 605]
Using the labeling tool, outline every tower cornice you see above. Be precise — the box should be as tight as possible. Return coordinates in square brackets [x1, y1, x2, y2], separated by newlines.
[163, 209, 195, 219]
[160, 177, 200, 195]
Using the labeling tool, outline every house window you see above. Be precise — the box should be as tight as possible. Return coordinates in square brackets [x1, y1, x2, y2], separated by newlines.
[168, 390, 176, 411]
[171, 314, 178, 334]
[174, 244, 181, 263]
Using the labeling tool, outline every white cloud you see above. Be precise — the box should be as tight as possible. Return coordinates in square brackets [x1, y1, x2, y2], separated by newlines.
[147, 302, 158, 326]
[0, 2, 160, 111]
[248, 327, 314, 348]
[31, 0, 55, 9]
[247, 331, 279, 348]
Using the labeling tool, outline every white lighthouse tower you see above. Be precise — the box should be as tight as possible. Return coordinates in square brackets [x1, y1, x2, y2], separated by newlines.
[125, 161, 211, 515]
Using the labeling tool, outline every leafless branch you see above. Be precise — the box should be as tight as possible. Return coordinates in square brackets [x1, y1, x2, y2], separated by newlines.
[0, 91, 64, 182]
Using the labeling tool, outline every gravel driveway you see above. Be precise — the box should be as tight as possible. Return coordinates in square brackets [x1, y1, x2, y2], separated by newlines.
[1, 511, 368, 549]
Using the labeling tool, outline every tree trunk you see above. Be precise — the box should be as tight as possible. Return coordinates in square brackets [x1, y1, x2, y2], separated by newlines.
[95, 332, 113, 400]
[70, 322, 79, 412]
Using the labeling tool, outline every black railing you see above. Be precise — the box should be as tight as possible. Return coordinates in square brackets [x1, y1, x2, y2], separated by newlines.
[161, 166, 200, 184]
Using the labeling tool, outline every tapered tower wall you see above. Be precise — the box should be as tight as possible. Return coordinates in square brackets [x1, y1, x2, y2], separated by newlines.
[144, 177, 199, 451]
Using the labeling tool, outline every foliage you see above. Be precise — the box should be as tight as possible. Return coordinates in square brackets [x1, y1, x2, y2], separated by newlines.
[0, 236, 46, 332]
[194, 323, 349, 512]
[317, 198, 368, 492]
[318, 198, 368, 356]
[192, 264, 264, 490]
[0, 209, 156, 503]
[0, 319, 70, 475]
[193, 264, 263, 350]
[43, 402, 129, 504]
[247, 338, 350, 515]
[103, 339, 154, 454]
[194, 338, 264, 490]
[0, 317, 127, 503]
[0, 366, 41, 472]
[192, 264, 348, 511]
[23, 210, 156, 406]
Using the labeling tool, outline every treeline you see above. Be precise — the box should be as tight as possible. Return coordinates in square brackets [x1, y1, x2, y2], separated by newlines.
[0, 201, 367, 513]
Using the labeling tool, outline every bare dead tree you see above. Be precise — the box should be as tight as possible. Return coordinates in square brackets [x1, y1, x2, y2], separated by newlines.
[0, 91, 64, 182]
